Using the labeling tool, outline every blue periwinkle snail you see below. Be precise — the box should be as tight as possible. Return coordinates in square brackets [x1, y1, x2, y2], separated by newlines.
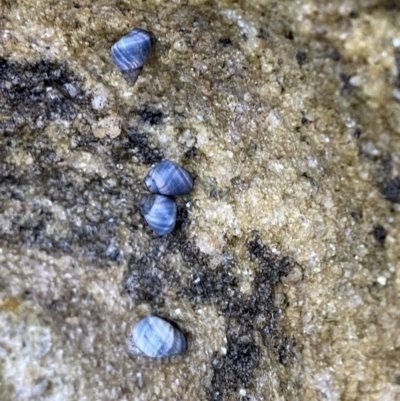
[144, 160, 194, 196]
[138, 160, 194, 235]
[138, 194, 177, 236]
[127, 315, 187, 358]
[111, 28, 153, 85]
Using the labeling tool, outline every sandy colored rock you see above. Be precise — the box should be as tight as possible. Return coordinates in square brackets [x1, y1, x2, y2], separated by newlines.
[92, 114, 123, 139]
[0, 0, 400, 400]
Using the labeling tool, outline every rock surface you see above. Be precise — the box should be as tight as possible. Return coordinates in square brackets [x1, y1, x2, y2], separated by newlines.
[1, 0, 400, 400]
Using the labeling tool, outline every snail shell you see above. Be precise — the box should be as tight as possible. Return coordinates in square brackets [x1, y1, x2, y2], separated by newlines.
[138, 194, 177, 235]
[128, 315, 187, 358]
[111, 29, 153, 85]
[144, 160, 194, 196]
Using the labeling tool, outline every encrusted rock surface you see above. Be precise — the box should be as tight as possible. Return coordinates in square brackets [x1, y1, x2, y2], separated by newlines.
[1, 0, 400, 400]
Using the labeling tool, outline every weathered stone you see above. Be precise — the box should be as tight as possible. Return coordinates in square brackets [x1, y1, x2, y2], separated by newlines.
[1, 0, 400, 400]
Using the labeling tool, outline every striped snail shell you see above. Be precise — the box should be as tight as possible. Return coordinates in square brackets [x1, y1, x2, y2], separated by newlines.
[111, 28, 153, 85]
[127, 315, 187, 358]
[144, 160, 194, 196]
[138, 194, 177, 236]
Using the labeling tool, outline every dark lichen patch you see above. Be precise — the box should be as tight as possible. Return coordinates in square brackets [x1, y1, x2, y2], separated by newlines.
[258, 28, 270, 40]
[170, 236, 211, 274]
[219, 37, 232, 47]
[173, 234, 294, 400]
[295, 49, 308, 66]
[0, 60, 102, 260]
[121, 205, 192, 305]
[122, 234, 186, 307]
[183, 264, 237, 304]
[378, 154, 393, 177]
[350, 209, 363, 222]
[209, 331, 261, 401]
[114, 130, 163, 165]
[373, 154, 394, 193]
[380, 176, 400, 203]
[173, 203, 190, 233]
[372, 224, 387, 246]
[0, 140, 140, 263]
[353, 126, 362, 138]
[278, 336, 296, 366]
[122, 255, 166, 306]
[0, 58, 87, 133]
[340, 72, 355, 94]
[327, 47, 341, 61]
[183, 145, 198, 160]
[139, 108, 163, 125]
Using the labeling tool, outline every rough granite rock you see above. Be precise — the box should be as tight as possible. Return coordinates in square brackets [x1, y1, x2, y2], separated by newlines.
[0, 0, 400, 400]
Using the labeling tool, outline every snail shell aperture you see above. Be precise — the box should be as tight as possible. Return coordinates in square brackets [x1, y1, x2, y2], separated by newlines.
[138, 194, 177, 236]
[144, 160, 194, 196]
[127, 315, 187, 358]
[111, 28, 153, 85]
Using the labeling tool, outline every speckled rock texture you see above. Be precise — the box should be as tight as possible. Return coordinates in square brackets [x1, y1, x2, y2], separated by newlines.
[0, 0, 400, 400]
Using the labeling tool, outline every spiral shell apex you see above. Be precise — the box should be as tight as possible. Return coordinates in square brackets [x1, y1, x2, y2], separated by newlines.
[144, 160, 194, 196]
[138, 194, 177, 235]
[128, 315, 187, 358]
[111, 29, 153, 85]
